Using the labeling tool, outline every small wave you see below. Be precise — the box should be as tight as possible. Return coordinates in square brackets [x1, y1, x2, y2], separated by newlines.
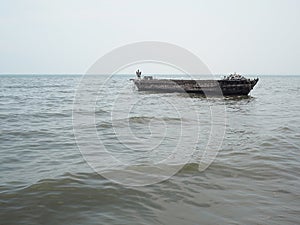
[272, 126, 295, 133]
[97, 116, 183, 128]
[127, 116, 182, 124]
[3, 85, 71, 89]
[97, 122, 113, 129]
[108, 162, 204, 176]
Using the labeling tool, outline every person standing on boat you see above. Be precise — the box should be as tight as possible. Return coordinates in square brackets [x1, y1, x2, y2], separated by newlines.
[136, 69, 141, 79]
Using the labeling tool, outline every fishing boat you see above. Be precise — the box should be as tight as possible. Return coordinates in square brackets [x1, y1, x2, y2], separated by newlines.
[132, 70, 259, 96]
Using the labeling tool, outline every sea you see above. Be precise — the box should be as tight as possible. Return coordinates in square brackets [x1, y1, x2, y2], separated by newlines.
[0, 74, 299, 225]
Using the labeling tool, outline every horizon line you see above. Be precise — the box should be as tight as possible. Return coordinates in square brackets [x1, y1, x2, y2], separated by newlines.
[0, 74, 300, 77]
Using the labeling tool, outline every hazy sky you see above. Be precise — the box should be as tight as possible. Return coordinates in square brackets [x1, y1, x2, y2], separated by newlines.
[0, 0, 299, 74]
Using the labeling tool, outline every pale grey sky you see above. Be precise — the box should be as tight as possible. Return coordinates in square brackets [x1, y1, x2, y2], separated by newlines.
[0, 0, 299, 74]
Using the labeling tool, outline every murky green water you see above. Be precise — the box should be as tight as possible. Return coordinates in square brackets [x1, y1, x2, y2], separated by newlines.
[0, 75, 299, 224]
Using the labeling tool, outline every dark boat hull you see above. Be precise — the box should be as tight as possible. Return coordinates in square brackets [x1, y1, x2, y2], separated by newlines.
[133, 79, 259, 96]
